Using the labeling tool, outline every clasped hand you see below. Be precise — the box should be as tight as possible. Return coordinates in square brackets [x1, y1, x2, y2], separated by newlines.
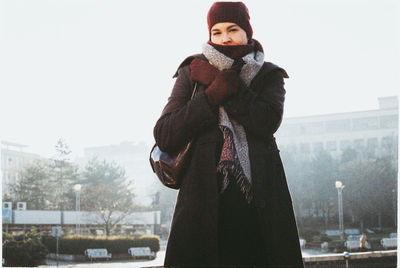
[190, 59, 242, 105]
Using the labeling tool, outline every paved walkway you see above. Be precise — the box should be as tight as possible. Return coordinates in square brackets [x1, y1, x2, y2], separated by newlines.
[302, 249, 333, 256]
[38, 249, 330, 267]
[39, 251, 165, 268]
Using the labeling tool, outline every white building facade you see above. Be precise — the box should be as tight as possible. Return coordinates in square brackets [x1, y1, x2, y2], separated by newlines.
[275, 96, 398, 158]
[2, 202, 161, 236]
[1, 141, 41, 196]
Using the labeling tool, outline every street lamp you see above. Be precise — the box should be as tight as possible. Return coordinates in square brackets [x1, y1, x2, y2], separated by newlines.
[335, 181, 345, 240]
[392, 189, 397, 227]
[73, 184, 82, 235]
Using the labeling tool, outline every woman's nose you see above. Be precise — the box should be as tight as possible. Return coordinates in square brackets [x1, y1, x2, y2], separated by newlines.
[222, 32, 231, 43]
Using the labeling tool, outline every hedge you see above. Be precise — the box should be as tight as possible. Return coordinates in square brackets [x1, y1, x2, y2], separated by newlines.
[299, 227, 321, 242]
[42, 234, 160, 255]
[3, 229, 49, 267]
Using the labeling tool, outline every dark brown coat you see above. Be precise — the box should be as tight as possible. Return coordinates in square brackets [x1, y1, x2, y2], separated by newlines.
[154, 55, 304, 267]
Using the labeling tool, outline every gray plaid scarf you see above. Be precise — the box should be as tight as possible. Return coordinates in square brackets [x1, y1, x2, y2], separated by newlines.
[202, 43, 264, 203]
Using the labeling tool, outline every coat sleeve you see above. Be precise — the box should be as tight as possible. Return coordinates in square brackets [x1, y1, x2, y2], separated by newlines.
[223, 68, 286, 139]
[153, 65, 219, 153]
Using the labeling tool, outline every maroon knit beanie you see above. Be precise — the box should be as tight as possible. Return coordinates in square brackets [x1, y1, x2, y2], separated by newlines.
[207, 2, 253, 40]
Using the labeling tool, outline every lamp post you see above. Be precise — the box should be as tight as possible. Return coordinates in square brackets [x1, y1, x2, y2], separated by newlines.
[392, 188, 397, 227]
[335, 181, 345, 240]
[73, 184, 82, 235]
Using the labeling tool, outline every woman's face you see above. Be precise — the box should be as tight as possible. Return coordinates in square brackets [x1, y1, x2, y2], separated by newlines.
[210, 22, 248, 46]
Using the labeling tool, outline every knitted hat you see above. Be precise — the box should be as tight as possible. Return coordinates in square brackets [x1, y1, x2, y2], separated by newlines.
[207, 2, 253, 40]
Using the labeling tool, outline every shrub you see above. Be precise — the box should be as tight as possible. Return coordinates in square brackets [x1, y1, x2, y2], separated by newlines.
[320, 234, 332, 242]
[299, 228, 320, 243]
[3, 228, 49, 267]
[328, 240, 346, 252]
[42, 234, 160, 255]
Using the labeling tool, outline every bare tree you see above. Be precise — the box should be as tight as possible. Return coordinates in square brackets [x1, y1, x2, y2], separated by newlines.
[80, 158, 135, 236]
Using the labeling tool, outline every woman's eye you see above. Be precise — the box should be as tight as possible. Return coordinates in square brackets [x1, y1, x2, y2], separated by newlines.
[230, 29, 237, 32]
[213, 32, 221, 36]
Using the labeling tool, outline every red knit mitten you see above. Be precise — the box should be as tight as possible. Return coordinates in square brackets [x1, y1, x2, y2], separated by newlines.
[205, 69, 239, 105]
[190, 59, 220, 86]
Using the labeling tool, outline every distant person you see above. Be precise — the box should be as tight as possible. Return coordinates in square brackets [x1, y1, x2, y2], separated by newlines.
[153, 2, 304, 267]
[360, 233, 368, 251]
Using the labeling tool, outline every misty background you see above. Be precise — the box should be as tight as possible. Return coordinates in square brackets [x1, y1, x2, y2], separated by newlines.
[1, 0, 399, 158]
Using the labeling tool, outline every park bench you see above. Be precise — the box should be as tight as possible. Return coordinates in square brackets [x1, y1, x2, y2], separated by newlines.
[344, 240, 362, 250]
[381, 236, 397, 249]
[325, 230, 341, 236]
[344, 235, 370, 251]
[345, 228, 360, 235]
[128, 247, 156, 260]
[84, 248, 112, 261]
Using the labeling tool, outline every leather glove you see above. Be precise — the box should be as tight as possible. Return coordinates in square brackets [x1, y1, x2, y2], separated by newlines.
[205, 69, 240, 106]
[190, 59, 220, 86]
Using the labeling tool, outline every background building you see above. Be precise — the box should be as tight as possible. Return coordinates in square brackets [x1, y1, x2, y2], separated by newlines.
[276, 96, 398, 159]
[1, 141, 41, 196]
[2, 202, 161, 236]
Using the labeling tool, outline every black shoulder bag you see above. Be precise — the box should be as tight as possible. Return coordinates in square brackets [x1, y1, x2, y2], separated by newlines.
[149, 83, 198, 189]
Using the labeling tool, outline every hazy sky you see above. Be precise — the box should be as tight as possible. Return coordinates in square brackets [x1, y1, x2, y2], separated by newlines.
[1, 0, 399, 158]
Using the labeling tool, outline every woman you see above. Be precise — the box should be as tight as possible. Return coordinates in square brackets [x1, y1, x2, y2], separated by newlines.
[154, 2, 304, 267]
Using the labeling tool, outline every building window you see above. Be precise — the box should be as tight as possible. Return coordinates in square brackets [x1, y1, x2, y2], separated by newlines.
[367, 137, 378, 148]
[352, 117, 379, 131]
[278, 124, 300, 137]
[300, 143, 311, 153]
[300, 122, 325, 135]
[340, 140, 351, 151]
[381, 136, 394, 147]
[353, 139, 364, 149]
[327, 141, 337, 151]
[326, 120, 351, 133]
[7, 157, 13, 168]
[380, 115, 398, 129]
[3, 171, 8, 184]
[313, 142, 324, 152]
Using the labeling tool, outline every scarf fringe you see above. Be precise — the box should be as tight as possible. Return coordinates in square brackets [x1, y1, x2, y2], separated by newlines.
[217, 126, 253, 204]
[218, 161, 253, 204]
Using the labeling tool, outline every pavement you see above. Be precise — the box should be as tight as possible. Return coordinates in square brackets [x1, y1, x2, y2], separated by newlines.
[301, 249, 332, 256]
[39, 250, 165, 268]
[39, 240, 168, 268]
[37, 244, 328, 267]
